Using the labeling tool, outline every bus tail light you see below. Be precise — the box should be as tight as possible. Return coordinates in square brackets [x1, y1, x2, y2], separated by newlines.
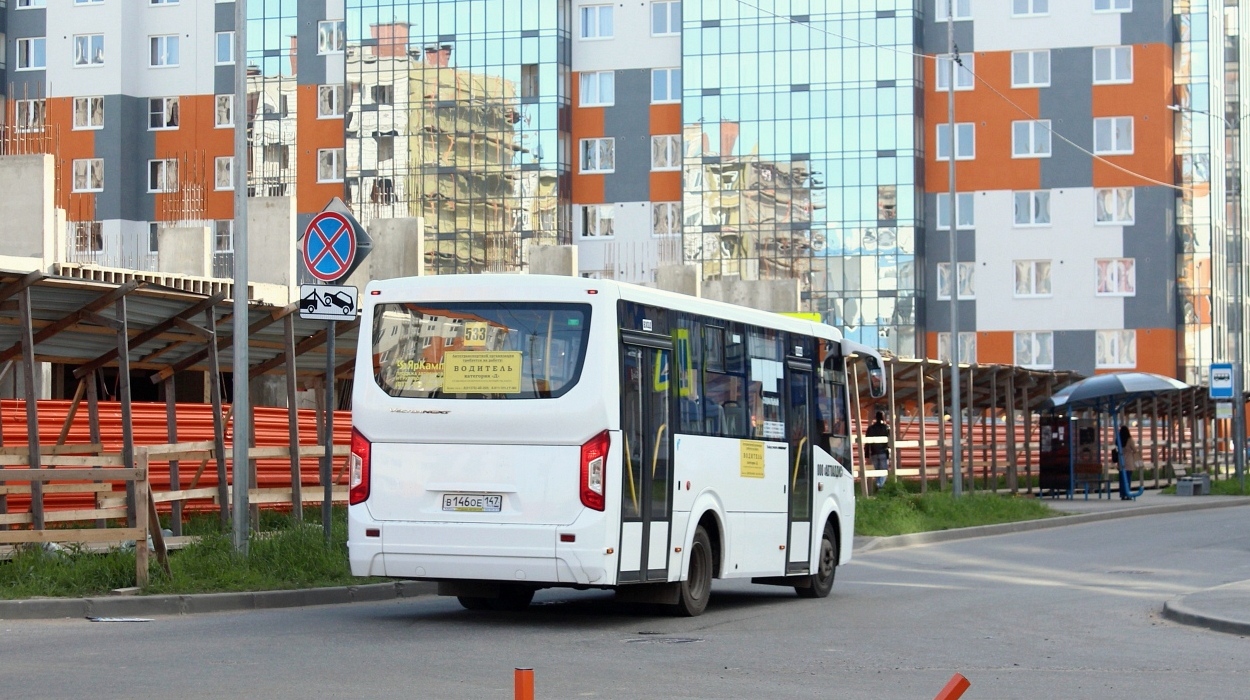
[349, 427, 371, 505]
[580, 430, 610, 511]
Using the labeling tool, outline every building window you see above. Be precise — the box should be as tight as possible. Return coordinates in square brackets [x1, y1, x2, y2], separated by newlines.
[935, 54, 974, 91]
[652, 202, 680, 236]
[75, 0, 104, 4]
[937, 261, 976, 300]
[1093, 46, 1132, 84]
[72, 222, 104, 255]
[1012, 120, 1052, 158]
[1014, 260, 1052, 297]
[149, 97, 180, 130]
[318, 20, 345, 54]
[1014, 190, 1051, 226]
[935, 0, 972, 21]
[74, 34, 105, 67]
[215, 95, 233, 128]
[149, 35, 179, 67]
[651, 135, 681, 171]
[1011, 50, 1050, 87]
[370, 84, 394, 105]
[1095, 187, 1134, 224]
[376, 135, 395, 162]
[1096, 330, 1136, 368]
[1015, 331, 1054, 369]
[318, 85, 343, 118]
[264, 144, 289, 167]
[580, 137, 615, 173]
[318, 148, 345, 182]
[1094, 0, 1131, 12]
[652, 68, 681, 102]
[150, 0, 180, 5]
[579, 71, 614, 107]
[935, 123, 975, 161]
[148, 159, 178, 193]
[15, 99, 46, 132]
[216, 32, 234, 65]
[937, 332, 977, 364]
[935, 192, 975, 229]
[1096, 258, 1136, 296]
[215, 220, 234, 252]
[18, 1, 48, 8]
[521, 64, 540, 98]
[149, 223, 160, 254]
[1094, 117, 1133, 154]
[581, 205, 615, 237]
[580, 5, 614, 39]
[652, 1, 681, 35]
[73, 96, 105, 130]
[17, 38, 46, 70]
[1012, 0, 1048, 15]
[72, 158, 104, 193]
[215, 157, 233, 191]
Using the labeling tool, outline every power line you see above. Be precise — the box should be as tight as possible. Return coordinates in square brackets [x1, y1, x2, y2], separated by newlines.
[728, 0, 1196, 194]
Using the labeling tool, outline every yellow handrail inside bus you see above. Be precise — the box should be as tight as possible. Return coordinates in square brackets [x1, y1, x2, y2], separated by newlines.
[652, 423, 668, 479]
[792, 436, 808, 490]
[624, 434, 639, 516]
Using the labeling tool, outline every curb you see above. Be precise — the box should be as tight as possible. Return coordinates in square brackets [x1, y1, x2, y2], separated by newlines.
[854, 496, 1250, 554]
[1162, 595, 1250, 637]
[0, 580, 437, 621]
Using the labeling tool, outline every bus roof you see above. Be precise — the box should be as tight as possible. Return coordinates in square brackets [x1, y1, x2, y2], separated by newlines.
[365, 273, 868, 350]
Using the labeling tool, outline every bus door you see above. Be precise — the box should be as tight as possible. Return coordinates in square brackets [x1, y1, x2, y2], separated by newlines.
[785, 361, 813, 573]
[619, 336, 673, 583]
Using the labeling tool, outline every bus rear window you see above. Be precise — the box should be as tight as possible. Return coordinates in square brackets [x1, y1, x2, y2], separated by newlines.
[372, 302, 591, 399]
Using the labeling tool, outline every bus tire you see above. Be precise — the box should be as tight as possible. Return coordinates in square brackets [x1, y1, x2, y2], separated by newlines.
[490, 584, 535, 612]
[457, 596, 492, 611]
[675, 526, 713, 617]
[796, 522, 837, 599]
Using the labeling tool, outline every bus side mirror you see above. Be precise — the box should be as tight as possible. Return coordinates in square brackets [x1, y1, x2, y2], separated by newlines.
[863, 356, 886, 399]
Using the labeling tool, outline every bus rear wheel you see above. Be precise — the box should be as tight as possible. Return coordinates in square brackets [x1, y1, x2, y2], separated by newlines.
[457, 596, 491, 610]
[490, 584, 535, 612]
[675, 526, 713, 617]
[796, 522, 837, 599]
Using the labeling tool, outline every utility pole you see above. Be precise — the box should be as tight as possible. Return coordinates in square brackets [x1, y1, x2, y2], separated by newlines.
[947, 0, 963, 497]
[232, 0, 251, 553]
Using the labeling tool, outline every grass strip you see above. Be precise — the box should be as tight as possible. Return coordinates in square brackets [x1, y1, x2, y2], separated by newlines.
[855, 479, 1061, 537]
[0, 508, 378, 600]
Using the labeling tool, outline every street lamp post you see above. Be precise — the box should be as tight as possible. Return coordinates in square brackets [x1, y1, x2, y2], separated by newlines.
[1170, 103, 1245, 492]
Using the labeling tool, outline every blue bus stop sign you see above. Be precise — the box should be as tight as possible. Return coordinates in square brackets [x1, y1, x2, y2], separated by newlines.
[1211, 363, 1235, 400]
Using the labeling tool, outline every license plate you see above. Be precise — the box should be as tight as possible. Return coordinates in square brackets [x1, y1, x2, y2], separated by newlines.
[442, 493, 503, 513]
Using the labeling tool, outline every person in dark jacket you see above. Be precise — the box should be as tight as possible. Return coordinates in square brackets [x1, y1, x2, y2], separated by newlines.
[866, 411, 890, 488]
[1117, 424, 1140, 500]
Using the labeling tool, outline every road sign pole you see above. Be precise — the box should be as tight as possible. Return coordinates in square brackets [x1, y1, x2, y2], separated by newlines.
[231, 0, 250, 553]
[323, 321, 335, 542]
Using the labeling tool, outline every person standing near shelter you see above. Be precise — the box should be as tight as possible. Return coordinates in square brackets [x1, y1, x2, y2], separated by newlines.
[1117, 424, 1140, 500]
[866, 411, 890, 488]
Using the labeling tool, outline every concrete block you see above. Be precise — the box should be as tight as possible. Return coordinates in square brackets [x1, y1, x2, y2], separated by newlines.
[247, 197, 298, 290]
[344, 217, 424, 290]
[703, 278, 800, 313]
[0, 154, 57, 268]
[656, 264, 702, 298]
[157, 226, 213, 277]
[528, 245, 579, 277]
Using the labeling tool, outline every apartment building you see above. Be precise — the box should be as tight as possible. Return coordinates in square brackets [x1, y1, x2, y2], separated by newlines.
[2, 0, 1244, 381]
[921, 0, 1237, 381]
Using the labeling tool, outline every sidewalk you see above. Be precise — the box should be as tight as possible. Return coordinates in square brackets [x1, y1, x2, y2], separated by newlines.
[856, 489, 1250, 636]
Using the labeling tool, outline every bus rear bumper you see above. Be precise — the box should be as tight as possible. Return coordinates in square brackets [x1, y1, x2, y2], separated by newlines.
[348, 507, 611, 586]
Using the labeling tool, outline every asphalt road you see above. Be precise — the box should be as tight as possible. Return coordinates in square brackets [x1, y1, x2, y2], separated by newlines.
[4, 507, 1249, 699]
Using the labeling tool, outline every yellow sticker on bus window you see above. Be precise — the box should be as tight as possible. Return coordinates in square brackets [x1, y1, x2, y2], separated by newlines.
[443, 351, 522, 393]
[463, 322, 489, 348]
[740, 440, 765, 479]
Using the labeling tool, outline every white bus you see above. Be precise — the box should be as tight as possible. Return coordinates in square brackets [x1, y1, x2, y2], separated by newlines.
[348, 275, 886, 616]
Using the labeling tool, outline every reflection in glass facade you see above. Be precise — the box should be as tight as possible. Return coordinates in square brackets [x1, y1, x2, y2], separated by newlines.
[246, 0, 300, 196]
[345, 0, 572, 274]
[681, 1, 921, 355]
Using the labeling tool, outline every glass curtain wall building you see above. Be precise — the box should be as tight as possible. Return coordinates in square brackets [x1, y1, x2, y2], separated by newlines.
[344, 0, 573, 274]
[680, 1, 922, 356]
